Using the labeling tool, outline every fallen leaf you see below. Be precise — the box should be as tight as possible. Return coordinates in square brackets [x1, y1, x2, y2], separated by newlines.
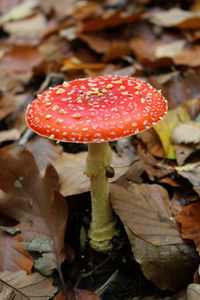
[0, 0, 22, 14]
[0, 285, 16, 299]
[147, 8, 200, 29]
[175, 162, 200, 195]
[138, 127, 165, 158]
[0, 0, 38, 24]
[77, 5, 143, 32]
[153, 106, 191, 159]
[127, 230, 199, 291]
[155, 40, 186, 59]
[174, 46, 200, 67]
[110, 183, 182, 246]
[0, 270, 57, 300]
[0, 231, 33, 273]
[0, 45, 44, 74]
[0, 128, 20, 143]
[187, 283, 200, 300]
[0, 148, 68, 277]
[78, 33, 111, 54]
[0, 93, 16, 121]
[25, 137, 63, 171]
[175, 145, 194, 166]
[73, 1, 101, 20]
[53, 151, 130, 196]
[172, 121, 200, 144]
[177, 202, 200, 252]
[3, 14, 47, 45]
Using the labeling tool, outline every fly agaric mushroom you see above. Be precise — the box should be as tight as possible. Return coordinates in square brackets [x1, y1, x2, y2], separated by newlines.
[26, 76, 168, 252]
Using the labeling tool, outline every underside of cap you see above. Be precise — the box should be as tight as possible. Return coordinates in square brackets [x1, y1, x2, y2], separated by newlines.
[26, 76, 168, 143]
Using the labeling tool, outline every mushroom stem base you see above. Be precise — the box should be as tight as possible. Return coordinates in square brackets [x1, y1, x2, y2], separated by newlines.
[84, 142, 117, 252]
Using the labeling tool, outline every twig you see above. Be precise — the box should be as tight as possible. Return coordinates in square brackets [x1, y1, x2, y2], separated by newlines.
[73, 247, 120, 289]
[95, 269, 119, 296]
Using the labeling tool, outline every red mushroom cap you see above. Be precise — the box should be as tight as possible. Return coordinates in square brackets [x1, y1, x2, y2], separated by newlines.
[26, 76, 168, 143]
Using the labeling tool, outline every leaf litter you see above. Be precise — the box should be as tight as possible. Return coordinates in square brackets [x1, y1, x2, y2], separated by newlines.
[0, 0, 200, 299]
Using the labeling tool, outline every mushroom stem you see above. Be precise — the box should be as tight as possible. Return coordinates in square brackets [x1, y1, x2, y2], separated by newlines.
[84, 142, 117, 252]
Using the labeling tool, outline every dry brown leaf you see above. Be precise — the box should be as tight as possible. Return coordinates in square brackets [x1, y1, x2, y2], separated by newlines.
[110, 183, 182, 246]
[53, 0, 76, 19]
[175, 145, 194, 166]
[0, 231, 33, 274]
[155, 40, 186, 59]
[175, 162, 200, 195]
[0, 128, 20, 143]
[102, 41, 131, 63]
[130, 37, 166, 67]
[39, 35, 70, 63]
[127, 230, 199, 291]
[172, 121, 200, 144]
[0, 0, 22, 14]
[177, 202, 200, 252]
[0, 93, 16, 121]
[25, 137, 63, 171]
[73, 1, 101, 20]
[147, 8, 200, 29]
[138, 127, 165, 158]
[78, 33, 111, 54]
[3, 14, 47, 45]
[54, 290, 100, 300]
[0, 148, 68, 277]
[0, 0, 38, 24]
[187, 283, 200, 300]
[0, 45, 44, 74]
[77, 5, 143, 32]
[0, 270, 57, 300]
[174, 46, 200, 67]
[53, 151, 130, 196]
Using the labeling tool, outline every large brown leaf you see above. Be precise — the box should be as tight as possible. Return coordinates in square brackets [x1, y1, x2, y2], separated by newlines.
[127, 230, 199, 291]
[0, 148, 68, 276]
[53, 151, 130, 196]
[110, 183, 182, 246]
[177, 202, 200, 252]
[0, 270, 57, 300]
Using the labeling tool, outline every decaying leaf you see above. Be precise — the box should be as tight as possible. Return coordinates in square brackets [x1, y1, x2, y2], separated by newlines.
[0, 128, 20, 143]
[53, 151, 130, 196]
[0, 230, 33, 274]
[0, 270, 57, 300]
[138, 127, 165, 158]
[127, 230, 199, 291]
[26, 137, 63, 171]
[172, 121, 200, 144]
[147, 8, 200, 29]
[0, 0, 38, 24]
[0, 148, 68, 276]
[0, 93, 16, 121]
[110, 182, 182, 246]
[175, 162, 200, 195]
[177, 202, 200, 252]
[0, 45, 44, 74]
